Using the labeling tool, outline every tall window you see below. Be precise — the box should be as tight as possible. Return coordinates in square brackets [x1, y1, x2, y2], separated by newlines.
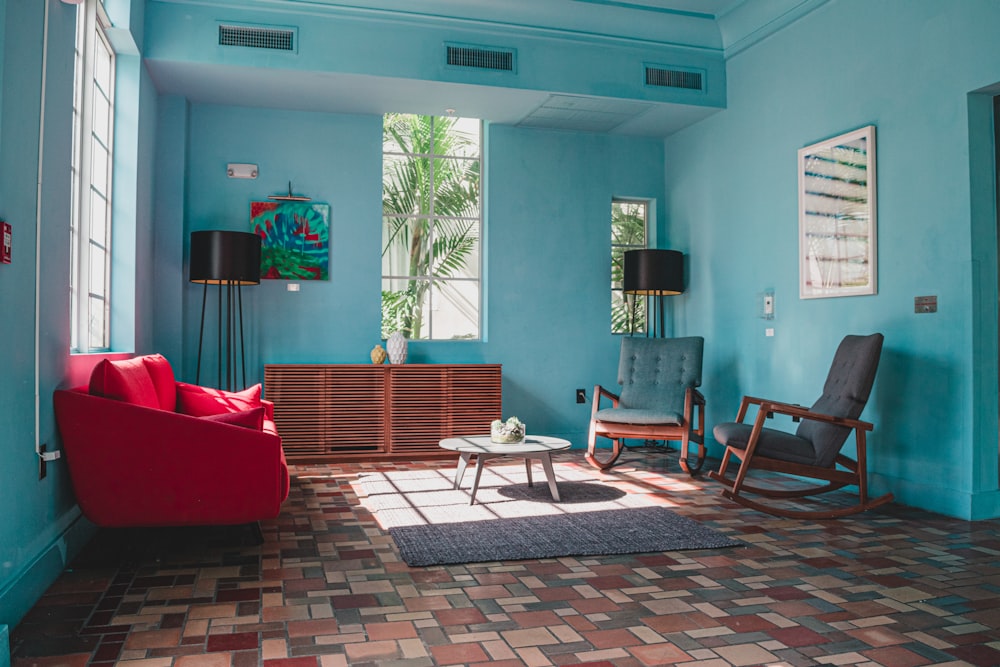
[381, 114, 482, 340]
[70, 0, 115, 352]
[610, 199, 648, 334]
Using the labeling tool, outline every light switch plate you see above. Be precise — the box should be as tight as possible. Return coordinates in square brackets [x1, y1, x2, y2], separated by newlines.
[761, 289, 775, 320]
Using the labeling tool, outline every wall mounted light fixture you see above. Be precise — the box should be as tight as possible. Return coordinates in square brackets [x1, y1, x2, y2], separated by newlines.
[268, 181, 311, 202]
[227, 163, 258, 179]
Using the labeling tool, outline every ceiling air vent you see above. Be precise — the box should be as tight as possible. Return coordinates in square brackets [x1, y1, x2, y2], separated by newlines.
[645, 66, 703, 91]
[446, 44, 515, 72]
[219, 24, 295, 51]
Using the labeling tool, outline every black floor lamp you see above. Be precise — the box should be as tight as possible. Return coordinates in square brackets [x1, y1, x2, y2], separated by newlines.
[623, 249, 685, 337]
[189, 230, 262, 390]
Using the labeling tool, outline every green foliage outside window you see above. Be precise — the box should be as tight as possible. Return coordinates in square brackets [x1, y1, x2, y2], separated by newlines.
[611, 200, 647, 334]
[381, 114, 481, 340]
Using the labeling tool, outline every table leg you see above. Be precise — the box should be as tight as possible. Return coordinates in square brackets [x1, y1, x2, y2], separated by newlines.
[469, 454, 493, 505]
[540, 453, 561, 502]
[525, 458, 533, 487]
[454, 452, 473, 489]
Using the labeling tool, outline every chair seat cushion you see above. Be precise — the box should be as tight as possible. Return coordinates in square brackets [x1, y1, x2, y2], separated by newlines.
[713, 422, 819, 466]
[595, 407, 683, 426]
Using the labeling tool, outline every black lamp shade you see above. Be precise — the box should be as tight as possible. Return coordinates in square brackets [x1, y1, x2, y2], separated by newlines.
[189, 231, 261, 285]
[623, 249, 684, 295]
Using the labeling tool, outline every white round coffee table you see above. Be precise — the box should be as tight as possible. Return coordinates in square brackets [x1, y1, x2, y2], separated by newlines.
[438, 435, 572, 505]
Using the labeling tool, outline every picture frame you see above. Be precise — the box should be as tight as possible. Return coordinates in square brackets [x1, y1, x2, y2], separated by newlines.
[798, 125, 877, 299]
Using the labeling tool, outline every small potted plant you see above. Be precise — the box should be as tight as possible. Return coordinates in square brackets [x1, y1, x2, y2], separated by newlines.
[491, 416, 526, 444]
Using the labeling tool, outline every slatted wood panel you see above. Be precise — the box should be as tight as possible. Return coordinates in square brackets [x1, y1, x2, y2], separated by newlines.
[448, 366, 504, 436]
[389, 367, 449, 455]
[264, 364, 501, 461]
[264, 365, 386, 459]
[325, 366, 386, 455]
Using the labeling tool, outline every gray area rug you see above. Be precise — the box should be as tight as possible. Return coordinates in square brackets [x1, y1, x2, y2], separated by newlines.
[354, 466, 741, 567]
[388, 506, 741, 566]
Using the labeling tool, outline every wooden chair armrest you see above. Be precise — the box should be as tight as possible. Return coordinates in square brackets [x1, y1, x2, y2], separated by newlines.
[760, 400, 874, 432]
[736, 396, 808, 421]
[591, 384, 620, 417]
[686, 387, 706, 437]
[735, 395, 768, 422]
[692, 388, 706, 407]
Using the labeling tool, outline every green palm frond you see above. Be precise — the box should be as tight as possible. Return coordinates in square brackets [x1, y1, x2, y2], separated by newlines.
[381, 115, 481, 339]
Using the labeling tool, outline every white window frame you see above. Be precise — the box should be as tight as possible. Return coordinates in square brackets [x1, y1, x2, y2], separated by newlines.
[610, 198, 649, 334]
[381, 114, 482, 341]
[70, 0, 115, 353]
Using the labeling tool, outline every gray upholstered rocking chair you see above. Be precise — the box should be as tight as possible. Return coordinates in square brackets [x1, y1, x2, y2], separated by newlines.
[586, 336, 706, 474]
[709, 333, 893, 519]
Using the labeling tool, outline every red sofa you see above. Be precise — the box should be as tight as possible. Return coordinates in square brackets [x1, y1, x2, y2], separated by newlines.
[53, 354, 289, 528]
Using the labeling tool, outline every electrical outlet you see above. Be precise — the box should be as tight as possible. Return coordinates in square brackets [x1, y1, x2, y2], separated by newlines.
[38, 444, 47, 480]
[576, 388, 586, 404]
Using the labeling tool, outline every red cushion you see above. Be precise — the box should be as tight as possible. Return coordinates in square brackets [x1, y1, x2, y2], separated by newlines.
[201, 407, 265, 430]
[176, 383, 263, 416]
[141, 354, 177, 412]
[89, 358, 160, 409]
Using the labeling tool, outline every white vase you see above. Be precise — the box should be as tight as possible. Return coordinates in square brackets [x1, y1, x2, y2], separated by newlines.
[386, 331, 408, 364]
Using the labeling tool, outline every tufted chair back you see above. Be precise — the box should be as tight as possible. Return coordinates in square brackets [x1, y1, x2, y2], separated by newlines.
[617, 336, 704, 415]
[796, 333, 884, 467]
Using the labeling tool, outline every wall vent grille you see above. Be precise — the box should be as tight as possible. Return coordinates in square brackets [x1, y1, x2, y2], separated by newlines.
[219, 24, 295, 51]
[446, 44, 515, 72]
[645, 66, 703, 91]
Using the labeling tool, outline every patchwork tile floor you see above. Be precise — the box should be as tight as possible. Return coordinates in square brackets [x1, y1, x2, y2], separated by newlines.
[10, 450, 1000, 666]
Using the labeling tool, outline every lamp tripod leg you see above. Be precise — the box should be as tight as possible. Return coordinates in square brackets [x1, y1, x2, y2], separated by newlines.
[196, 282, 207, 386]
[217, 283, 223, 389]
[659, 295, 665, 338]
[238, 284, 246, 390]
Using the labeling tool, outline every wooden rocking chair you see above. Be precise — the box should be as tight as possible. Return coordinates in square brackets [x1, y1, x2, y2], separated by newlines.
[709, 333, 893, 519]
[586, 336, 706, 474]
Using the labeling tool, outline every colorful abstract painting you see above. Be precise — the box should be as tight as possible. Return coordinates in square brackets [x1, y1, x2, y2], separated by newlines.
[251, 201, 330, 280]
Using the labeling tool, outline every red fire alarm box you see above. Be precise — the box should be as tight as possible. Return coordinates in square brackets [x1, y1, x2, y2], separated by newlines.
[0, 222, 10, 264]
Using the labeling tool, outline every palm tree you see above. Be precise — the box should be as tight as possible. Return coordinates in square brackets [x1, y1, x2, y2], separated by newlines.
[382, 114, 480, 339]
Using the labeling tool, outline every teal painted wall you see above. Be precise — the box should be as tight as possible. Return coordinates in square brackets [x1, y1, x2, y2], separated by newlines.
[0, 0, 155, 638]
[486, 125, 674, 433]
[0, 0, 83, 638]
[664, 0, 1000, 519]
[171, 104, 667, 441]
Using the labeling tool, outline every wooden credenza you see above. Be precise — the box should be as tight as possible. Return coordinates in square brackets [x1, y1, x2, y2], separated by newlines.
[263, 364, 502, 462]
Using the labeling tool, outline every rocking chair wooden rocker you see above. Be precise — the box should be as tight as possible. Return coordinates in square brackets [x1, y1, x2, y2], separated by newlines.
[586, 336, 706, 474]
[709, 333, 893, 519]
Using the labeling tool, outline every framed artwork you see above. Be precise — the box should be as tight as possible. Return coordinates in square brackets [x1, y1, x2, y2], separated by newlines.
[798, 125, 877, 298]
[251, 201, 330, 280]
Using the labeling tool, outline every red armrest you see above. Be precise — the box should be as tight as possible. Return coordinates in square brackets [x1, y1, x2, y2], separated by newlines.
[54, 388, 289, 528]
